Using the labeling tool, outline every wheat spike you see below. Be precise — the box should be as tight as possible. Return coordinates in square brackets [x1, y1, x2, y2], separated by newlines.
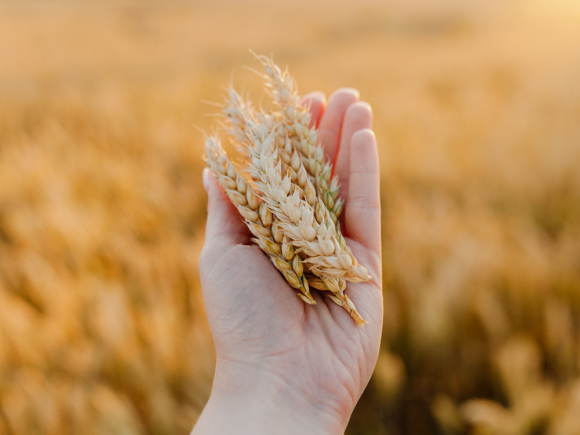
[207, 55, 372, 325]
[239, 122, 369, 324]
[242, 122, 370, 283]
[204, 135, 316, 304]
[222, 87, 255, 155]
[222, 87, 307, 191]
[254, 54, 345, 223]
[220, 90, 365, 279]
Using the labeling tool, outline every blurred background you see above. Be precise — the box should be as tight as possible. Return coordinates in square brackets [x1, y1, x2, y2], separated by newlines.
[1, 0, 580, 434]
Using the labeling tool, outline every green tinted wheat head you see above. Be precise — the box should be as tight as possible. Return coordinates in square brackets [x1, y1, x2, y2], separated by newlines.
[204, 55, 371, 325]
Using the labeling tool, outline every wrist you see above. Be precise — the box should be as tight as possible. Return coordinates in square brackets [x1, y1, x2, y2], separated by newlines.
[193, 358, 352, 435]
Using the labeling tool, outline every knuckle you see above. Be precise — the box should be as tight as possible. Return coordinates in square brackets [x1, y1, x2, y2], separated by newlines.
[348, 195, 380, 212]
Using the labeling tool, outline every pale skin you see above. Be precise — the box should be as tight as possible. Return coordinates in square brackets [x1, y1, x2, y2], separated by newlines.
[193, 88, 382, 435]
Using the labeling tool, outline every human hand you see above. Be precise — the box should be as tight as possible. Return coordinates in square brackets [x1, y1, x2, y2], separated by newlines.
[193, 88, 382, 435]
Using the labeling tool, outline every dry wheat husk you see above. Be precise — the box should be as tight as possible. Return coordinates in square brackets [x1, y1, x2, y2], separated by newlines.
[254, 54, 345, 225]
[241, 120, 369, 283]
[222, 100, 369, 284]
[204, 135, 317, 305]
[205, 55, 371, 325]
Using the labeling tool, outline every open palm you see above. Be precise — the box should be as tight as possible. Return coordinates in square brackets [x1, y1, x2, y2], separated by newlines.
[196, 88, 382, 434]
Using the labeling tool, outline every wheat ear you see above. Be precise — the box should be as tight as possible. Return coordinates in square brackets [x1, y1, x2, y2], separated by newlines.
[220, 83, 369, 324]
[240, 123, 368, 324]
[243, 123, 370, 282]
[211, 56, 371, 324]
[222, 88, 369, 281]
[204, 135, 317, 305]
[222, 87, 303, 188]
[254, 54, 344, 225]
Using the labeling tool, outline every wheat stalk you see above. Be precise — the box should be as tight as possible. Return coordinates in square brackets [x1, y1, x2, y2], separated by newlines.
[204, 135, 317, 305]
[253, 54, 345, 226]
[222, 87, 303, 189]
[223, 118, 369, 324]
[206, 55, 371, 325]
[221, 96, 369, 283]
[241, 120, 369, 283]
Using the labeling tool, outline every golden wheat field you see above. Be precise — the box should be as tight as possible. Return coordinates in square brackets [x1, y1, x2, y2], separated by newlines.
[1, 0, 580, 434]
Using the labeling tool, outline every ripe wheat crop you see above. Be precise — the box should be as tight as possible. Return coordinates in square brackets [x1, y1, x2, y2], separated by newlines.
[3, 2, 580, 434]
[204, 55, 370, 325]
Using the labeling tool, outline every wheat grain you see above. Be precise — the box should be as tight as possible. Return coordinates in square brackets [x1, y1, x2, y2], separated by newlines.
[238, 122, 369, 324]
[221, 80, 367, 281]
[253, 54, 345, 224]
[208, 55, 371, 324]
[204, 135, 317, 304]
[243, 123, 370, 282]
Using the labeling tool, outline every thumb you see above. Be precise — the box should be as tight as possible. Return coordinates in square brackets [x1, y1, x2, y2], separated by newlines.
[202, 168, 251, 248]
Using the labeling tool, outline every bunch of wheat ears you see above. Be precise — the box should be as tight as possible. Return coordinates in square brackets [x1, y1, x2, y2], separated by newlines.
[204, 54, 371, 325]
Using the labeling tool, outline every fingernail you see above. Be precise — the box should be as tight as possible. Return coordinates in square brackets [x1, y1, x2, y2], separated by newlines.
[301, 91, 326, 105]
[346, 102, 374, 129]
[352, 128, 376, 144]
[355, 101, 373, 113]
[202, 168, 211, 192]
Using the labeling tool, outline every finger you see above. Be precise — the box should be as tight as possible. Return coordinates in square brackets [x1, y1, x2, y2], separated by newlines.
[301, 91, 326, 129]
[334, 102, 373, 203]
[317, 88, 359, 164]
[202, 168, 251, 247]
[344, 129, 381, 255]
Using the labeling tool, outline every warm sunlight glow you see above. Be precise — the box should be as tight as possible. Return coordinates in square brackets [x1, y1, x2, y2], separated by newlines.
[1, 1, 580, 434]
